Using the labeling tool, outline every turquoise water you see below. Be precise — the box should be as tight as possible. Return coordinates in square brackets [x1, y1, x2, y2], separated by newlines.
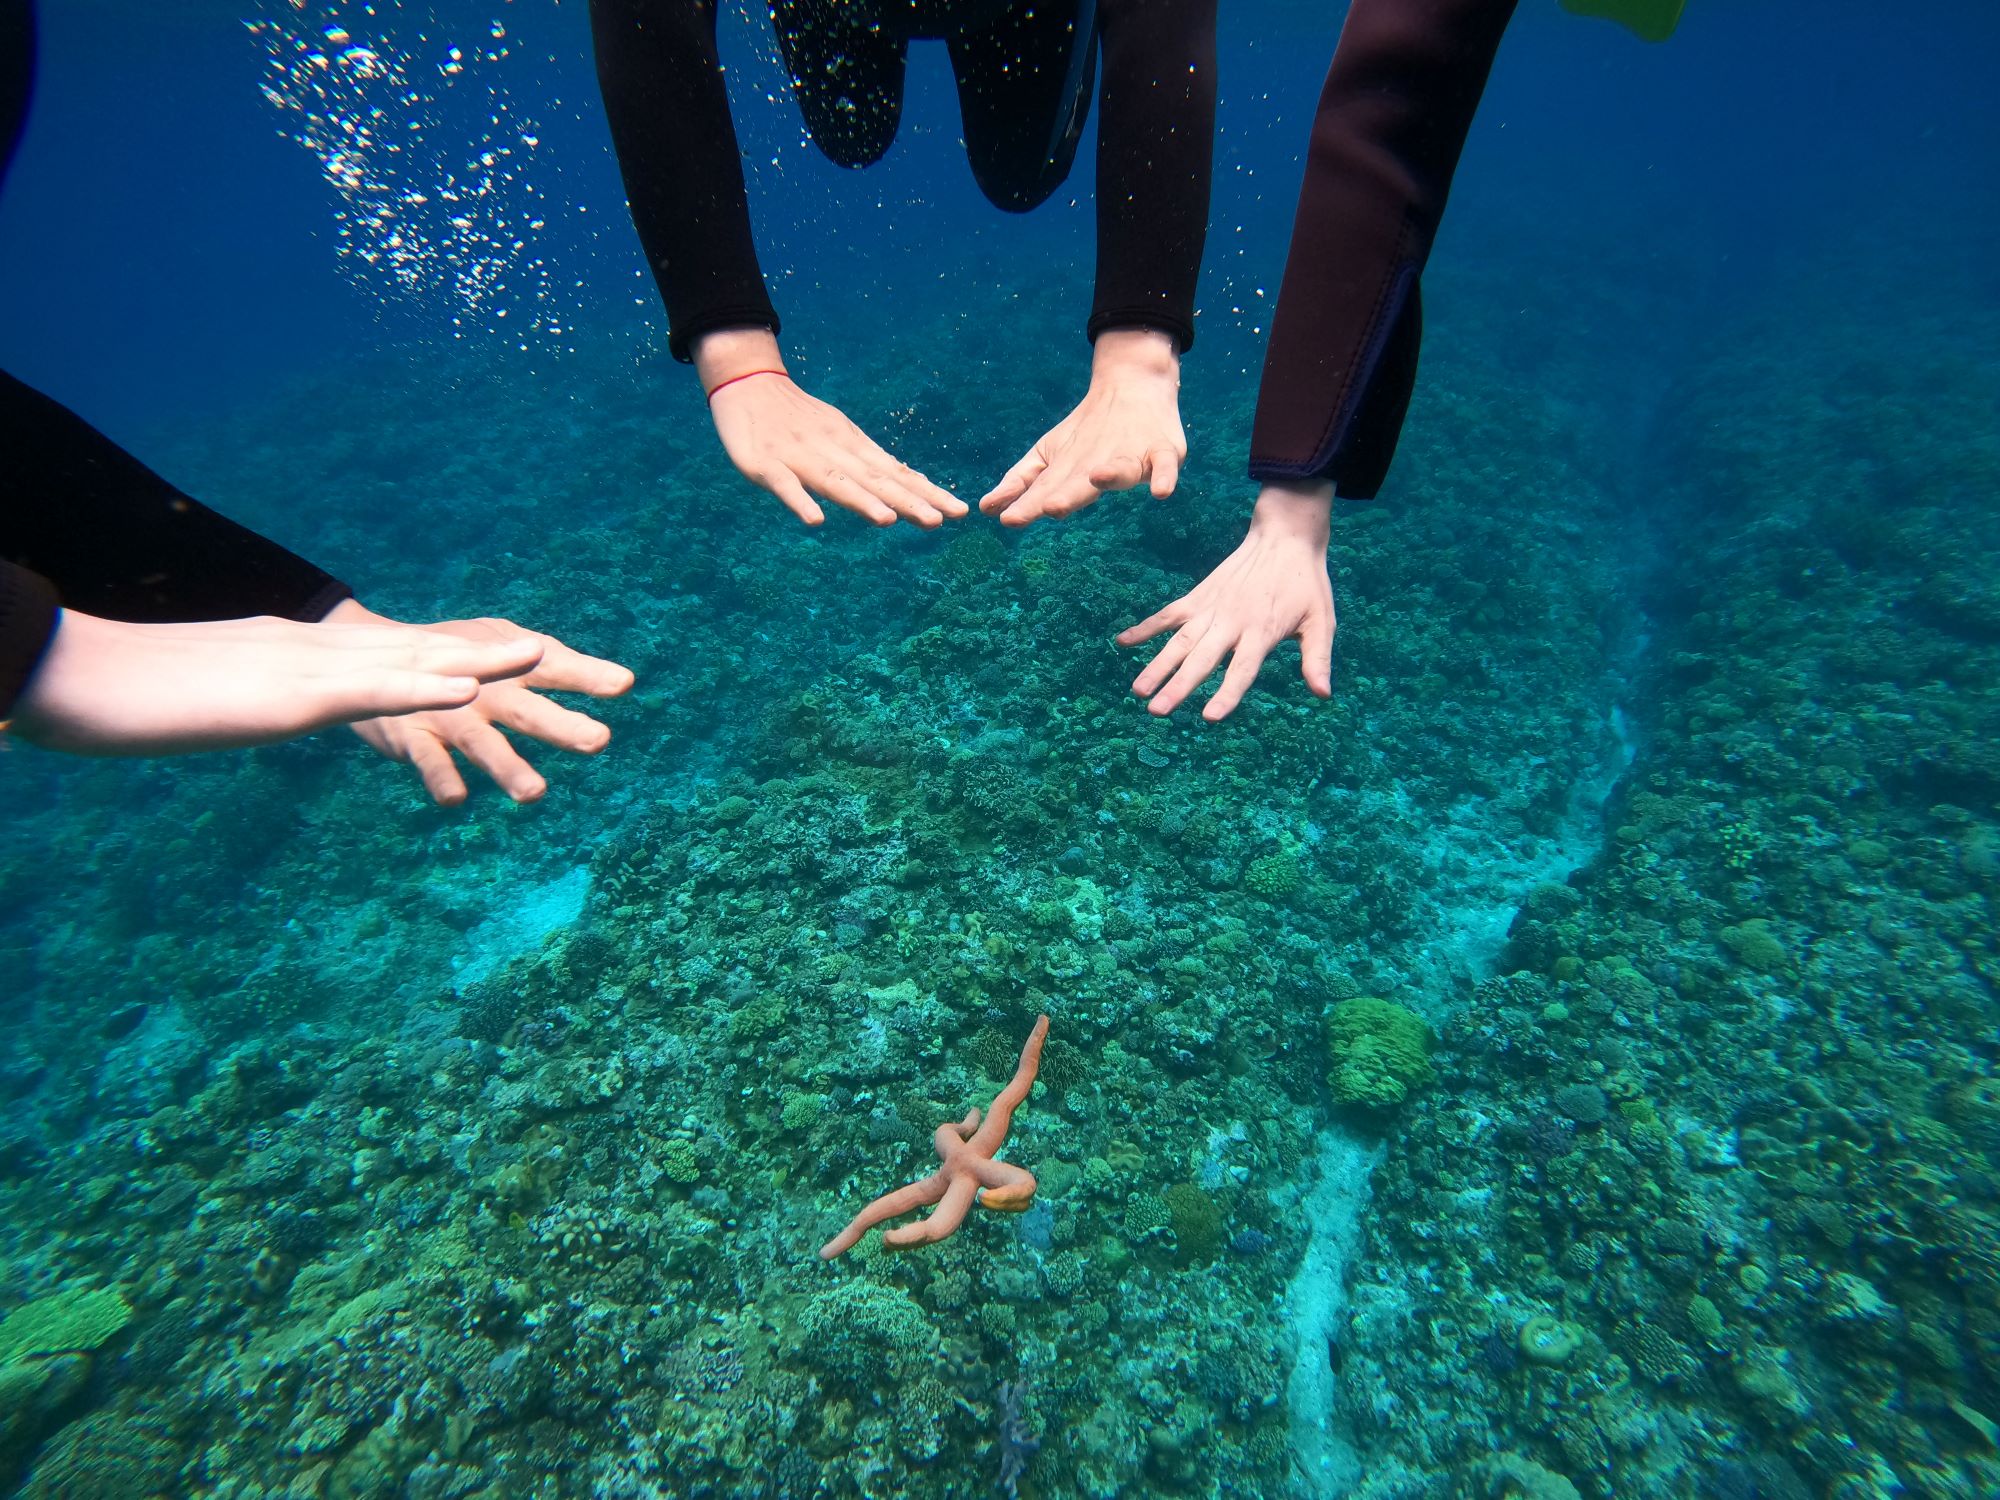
[3, 2, 1999, 1496]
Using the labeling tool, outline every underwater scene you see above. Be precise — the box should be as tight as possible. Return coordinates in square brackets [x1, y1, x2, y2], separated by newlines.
[2, 0, 1999, 1496]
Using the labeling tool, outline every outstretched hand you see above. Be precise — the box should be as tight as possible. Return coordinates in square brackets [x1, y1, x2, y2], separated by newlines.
[980, 328, 1186, 526]
[9, 608, 545, 756]
[327, 601, 635, 805]
[696, 328, 966, 528]
[1117, 483, 1336, 721]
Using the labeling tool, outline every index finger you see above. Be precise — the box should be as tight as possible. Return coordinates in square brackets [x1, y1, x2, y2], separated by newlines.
[901, 463, 968, 519]
[853, 434, 966, 518]
[1003, 465, 1101, 527]
[523, 638, 636, 698]
[1116, 600, 1190, 647]
[386, 631, 545, 682]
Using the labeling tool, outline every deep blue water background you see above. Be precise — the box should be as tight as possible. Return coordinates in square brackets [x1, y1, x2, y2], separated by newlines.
[7, 0, 1996, 448]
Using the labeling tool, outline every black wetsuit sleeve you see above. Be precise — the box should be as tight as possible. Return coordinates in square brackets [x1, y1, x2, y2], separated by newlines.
[0, 0, 349, 718]
[1248, 0, 1516, 497]
[1, 0, 57, 715]
[0, 371, 352, 626]
[0, 0, 26, 199]
[0, 559, 56, 720]
[1089, 0, 1217, 352]
[589, 0, 779, 363]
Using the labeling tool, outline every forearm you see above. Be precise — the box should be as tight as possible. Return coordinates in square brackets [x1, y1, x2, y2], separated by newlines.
[0, 370, 350, 628]
[588, 0, 778, 361]
[1248, 0, 1517, 496]
[1089, 0, 1217, 351]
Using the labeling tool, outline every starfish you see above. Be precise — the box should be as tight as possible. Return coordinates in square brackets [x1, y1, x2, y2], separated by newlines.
[819, 1014, 1051, 1259]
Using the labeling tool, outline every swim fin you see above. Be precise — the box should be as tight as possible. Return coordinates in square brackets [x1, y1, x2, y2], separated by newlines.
[1559, 0, 1686, 43]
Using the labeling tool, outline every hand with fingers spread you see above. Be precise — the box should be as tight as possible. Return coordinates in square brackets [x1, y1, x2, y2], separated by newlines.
[7, 608, 548, 756]
[695, 328, 967, 529]
[1117, 482, 1337, 721]
[980, 328, 1187, 527]
[326, 601, 636, 806]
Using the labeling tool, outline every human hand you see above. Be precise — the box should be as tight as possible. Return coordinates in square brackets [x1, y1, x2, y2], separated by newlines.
[979, 328, 1185, 526]
[8, 608, 544, 756]
[695, 327, 966, 528]
[326, 600, 635, 806]
[1116, 482, 1337, 721]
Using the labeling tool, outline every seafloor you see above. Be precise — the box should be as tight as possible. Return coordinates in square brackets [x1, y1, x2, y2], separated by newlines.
[2, 211, 1998, 1499]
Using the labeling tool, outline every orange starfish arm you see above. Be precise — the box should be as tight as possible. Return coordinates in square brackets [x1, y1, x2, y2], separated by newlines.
[968, 1014, 1049, 1155]
[974, 1158, 1037, 1212]
[935, 1108, 981, 1159]
[817, 1171, 949, 1260]
[816, 1016, 1052, 1259]
[883, 1172, 980, 1249]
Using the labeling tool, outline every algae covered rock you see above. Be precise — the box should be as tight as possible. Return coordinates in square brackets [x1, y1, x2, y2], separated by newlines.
[1518, 1314, 1581, 1366]
[19, 1409, 180, 1500]
[0, 1288, 134, 1478]
[1326, 997, 1434, 1111]
[793, 1279, 941, 1390]
[0, 1287, 131, 1367]
[1481, 1451, 1584, 1500]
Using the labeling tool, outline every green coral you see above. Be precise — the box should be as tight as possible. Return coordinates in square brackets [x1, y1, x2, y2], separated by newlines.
[779, 1090, 827, 1131]
[1125, 1193, 1173, 1239]
[1326, 998, 1434, 1111]
[1686, 1293, 1725, 1343]
[1161, 1183, 1225, 1263]
[659, 1139, 702, 1185]
[1718, 919, 1790, 972]
[0, 1287, 132, 1366]
[1244, 850, 1304, 899]
[727, 991, 788, 1039]
[711, 795, 755, 825]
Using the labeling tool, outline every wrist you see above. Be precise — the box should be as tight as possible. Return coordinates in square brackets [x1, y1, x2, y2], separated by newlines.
[1251, 481, 1334, 542]
[693, 327, 787, 391]
[321, 596, 385, 626]
[1091, 326, 1180, 383]
[12, 607, 104, 743]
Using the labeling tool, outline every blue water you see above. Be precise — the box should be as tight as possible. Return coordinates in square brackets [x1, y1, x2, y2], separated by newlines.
[2, 2, 1998, 1496]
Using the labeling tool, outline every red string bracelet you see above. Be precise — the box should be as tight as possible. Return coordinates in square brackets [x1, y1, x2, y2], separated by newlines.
[704, 368, 788, 402]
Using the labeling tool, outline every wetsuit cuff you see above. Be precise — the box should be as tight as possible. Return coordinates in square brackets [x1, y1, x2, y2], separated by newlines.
[0, 560, 60, 721]
[1087, 310, 1194, 355]
[299, 579, 356, 624]
[668, 308, 784, 365]
[1247, 456, 1377, 501]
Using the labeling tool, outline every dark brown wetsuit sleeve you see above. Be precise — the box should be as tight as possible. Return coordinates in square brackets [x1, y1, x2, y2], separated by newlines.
[588, 0, 780, 363]
[1248, 0, 1517, 497]
[1088, 0, 1218, 352]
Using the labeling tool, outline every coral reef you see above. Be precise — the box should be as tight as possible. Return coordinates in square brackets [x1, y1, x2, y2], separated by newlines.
[1, 77, 1995, 1500]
